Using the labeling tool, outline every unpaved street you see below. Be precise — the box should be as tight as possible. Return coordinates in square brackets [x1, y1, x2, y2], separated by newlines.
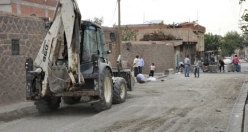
[0, 70, 246, 132]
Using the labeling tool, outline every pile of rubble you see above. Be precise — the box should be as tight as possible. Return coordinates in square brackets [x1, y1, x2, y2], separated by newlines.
[140, 31, 175, 41]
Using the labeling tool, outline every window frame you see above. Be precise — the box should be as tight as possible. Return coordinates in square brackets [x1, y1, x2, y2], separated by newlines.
[11, 39, 20, 55]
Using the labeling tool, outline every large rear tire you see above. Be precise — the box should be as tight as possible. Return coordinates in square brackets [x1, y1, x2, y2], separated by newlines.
[113, 77, 127, 104]
[92, 69, 113, 112]
[34, 97, 61, 113]
[62, 97, 81, 105]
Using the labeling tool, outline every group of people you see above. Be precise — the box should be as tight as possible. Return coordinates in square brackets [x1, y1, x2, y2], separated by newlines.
[184, 55, 201, 78]
[183, 54, 241, 78]
[133, 55, 155, 83]
[133, 55, 145, 77]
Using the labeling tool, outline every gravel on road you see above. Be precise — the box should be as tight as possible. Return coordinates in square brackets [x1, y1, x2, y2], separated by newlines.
[0, 72, 246, 132]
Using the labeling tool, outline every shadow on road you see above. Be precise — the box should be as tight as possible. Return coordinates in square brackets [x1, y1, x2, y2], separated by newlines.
[0, 102, 98, 123]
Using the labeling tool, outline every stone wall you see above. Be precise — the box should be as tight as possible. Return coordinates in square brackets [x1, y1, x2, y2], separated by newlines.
[121, 41, 175, 74]
[0, 11, 46, 106]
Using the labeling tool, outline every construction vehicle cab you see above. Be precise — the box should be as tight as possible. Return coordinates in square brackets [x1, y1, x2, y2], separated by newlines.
[25, 0, 134, 113]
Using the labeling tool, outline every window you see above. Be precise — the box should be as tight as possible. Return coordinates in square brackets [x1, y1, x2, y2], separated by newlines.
[11, 39, 20, 55]
[109, 43, 112, 51]
[82, 26, 97, 63]
[96, 28, 107, 58]
[180, 45, 183, 52]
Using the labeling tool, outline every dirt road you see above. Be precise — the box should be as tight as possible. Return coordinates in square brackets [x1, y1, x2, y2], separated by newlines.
[0, 72, 246, 132]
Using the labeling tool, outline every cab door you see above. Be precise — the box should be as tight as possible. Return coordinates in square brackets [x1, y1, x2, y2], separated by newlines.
[80, 25, 98, 74]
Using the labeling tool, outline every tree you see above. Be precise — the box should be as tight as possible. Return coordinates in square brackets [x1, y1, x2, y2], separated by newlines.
[204, 33, 221, 52]
[93, 17, 104, 26]
[240, 0, 246, 4]
[239, 0, 248, 34]
[122, 26, 137, 41]
[221, 31, 244, 56]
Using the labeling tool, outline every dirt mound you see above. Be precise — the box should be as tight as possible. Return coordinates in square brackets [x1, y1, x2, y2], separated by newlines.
[140, 31, 175, 41]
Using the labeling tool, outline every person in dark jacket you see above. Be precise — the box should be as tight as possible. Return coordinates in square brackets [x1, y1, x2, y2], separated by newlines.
[219, 59, 225, 72]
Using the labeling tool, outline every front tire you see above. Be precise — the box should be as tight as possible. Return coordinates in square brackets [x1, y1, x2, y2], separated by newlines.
[113, 77, 127, 104]
[92, 68, 113, 112]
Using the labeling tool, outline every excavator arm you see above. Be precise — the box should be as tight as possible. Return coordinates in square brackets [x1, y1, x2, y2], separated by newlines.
[32, 0, 84, 97]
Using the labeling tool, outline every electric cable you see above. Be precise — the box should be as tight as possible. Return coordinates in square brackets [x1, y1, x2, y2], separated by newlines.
[207, 23, 238, 31]
[108, 1, 118, 26]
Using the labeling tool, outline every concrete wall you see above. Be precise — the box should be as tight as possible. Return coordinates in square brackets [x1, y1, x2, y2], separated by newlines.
[0, 11, 47, 106]
[0, 5, 12, 12]
[121, 41, 175, 74]
[196, 32, 204, 51]
[102, 27, 119, 68]
[102, 27, 176, 74]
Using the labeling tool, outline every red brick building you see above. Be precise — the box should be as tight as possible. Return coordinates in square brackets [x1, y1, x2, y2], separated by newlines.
[0, 0, 57, 19]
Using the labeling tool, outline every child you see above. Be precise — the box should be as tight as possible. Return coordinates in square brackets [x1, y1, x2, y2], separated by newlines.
[149, 63, 155, 77]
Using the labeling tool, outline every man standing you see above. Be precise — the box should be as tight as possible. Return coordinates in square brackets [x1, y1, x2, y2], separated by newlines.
[219, 59, 225, 72]
[137, 55, 144, 73]
[194, 57, 201, 78]
[233, 54, 240, 72]
[133, 55, 139, 77]
[184, 55, 190, 77]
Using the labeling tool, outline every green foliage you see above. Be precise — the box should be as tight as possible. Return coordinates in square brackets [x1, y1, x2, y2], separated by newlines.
[122, 26, 137, 41]
[220, 48, 229, 57]
[221, 31, 244, 56]
[240, 0, 246, 4]
[204, 33, 221, 51]
[93, 17, 104, 26]
[240, 0, 248, 33]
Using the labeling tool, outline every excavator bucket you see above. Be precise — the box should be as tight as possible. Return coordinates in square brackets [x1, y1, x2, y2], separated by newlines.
[47, 65, 71, 93]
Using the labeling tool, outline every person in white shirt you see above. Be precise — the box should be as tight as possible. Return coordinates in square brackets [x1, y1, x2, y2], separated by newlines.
[137, 55, 144, 73]
[149, 63, 155, 77]
[136, 73, 146, 83]
[178, 62, 184, 72]
[194, 57, 201, 78]
[184, 55, 190, 77]
[133, 55, 139, 77]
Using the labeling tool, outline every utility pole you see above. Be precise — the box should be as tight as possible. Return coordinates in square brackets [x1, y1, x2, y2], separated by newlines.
[117, 0, 122, 55]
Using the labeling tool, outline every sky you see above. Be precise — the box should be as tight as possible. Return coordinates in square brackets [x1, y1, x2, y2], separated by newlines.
[77, 0, 248, 36]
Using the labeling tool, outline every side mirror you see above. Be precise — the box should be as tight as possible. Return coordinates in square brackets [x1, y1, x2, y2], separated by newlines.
[107, 50, 111, 54]
[110, 33, 116, 42]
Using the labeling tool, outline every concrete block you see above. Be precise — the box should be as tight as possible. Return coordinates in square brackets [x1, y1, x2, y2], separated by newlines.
[164, 68, 174, 76]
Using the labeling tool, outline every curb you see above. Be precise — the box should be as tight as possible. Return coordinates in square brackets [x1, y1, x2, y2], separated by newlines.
[156, 75, 167, 80]
[226, 74, 248, 132]
[0, 105, 35, 123]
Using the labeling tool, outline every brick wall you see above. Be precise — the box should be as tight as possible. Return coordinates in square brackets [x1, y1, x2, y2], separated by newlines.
[9, 0, 57, 19]
[11, 3, 17, 13]
[0, 11, 47, 106]
[48, 9, 55, 19]
[21, 5, 45, 17]
[23, 0, 57, 6]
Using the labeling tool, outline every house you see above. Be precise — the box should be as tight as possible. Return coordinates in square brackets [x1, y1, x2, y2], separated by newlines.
[0, 11, 47, 105]
[0, 0, 57, 19]
[122, 21, 206, 66]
